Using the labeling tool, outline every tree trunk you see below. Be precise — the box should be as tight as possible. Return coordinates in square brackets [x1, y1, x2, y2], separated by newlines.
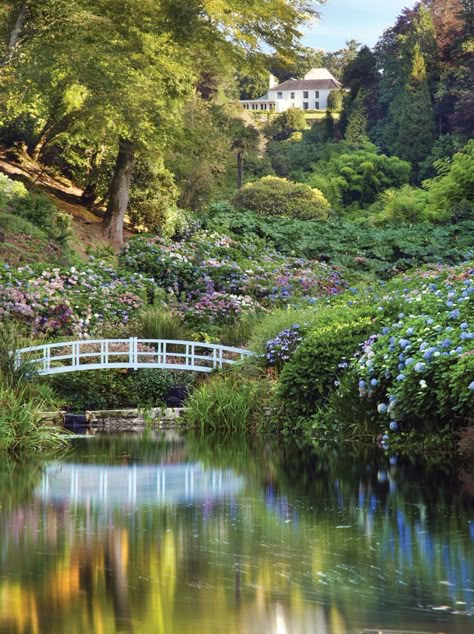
[103, 139, 135, 246]
[8, 4, 28, 50]
[236, 151, 244, 189]
[1, 3, 28, 68]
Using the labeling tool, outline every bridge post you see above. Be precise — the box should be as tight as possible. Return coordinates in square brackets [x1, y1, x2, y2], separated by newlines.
[129, 337, 138, 370]
[43, 345, 50, 373]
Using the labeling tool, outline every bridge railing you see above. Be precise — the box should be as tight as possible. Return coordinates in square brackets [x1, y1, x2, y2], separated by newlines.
[15, 338, 254, 376]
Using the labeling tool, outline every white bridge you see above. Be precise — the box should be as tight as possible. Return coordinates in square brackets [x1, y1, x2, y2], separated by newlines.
[15, 338, 254, 376]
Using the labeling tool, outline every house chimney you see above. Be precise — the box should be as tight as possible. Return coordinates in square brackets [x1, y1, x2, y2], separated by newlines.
[268, 73, 277, 90]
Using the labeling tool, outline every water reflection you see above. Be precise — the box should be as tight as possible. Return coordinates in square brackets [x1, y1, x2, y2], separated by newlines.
[38, 463, 244, 506]
[0, 435, 473, 634]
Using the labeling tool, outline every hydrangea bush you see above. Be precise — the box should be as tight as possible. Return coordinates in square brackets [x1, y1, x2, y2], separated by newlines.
[0, 262, 148, 337]
[120, 232, 346, 327]
[265, 324, 303, 372]
[355, 263, 474, 432]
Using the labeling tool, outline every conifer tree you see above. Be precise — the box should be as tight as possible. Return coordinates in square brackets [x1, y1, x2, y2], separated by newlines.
[395, 44, 435, 168]
[345, 91, 367, 146]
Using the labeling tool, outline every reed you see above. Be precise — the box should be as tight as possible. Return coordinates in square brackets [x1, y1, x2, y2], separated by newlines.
[184, 375, 268, 433]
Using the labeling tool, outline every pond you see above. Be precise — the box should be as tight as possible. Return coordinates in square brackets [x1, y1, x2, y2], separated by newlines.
[0, 433, 473, 634]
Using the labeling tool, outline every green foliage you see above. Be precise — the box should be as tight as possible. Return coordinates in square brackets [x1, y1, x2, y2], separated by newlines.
[138, 306, 191, 341]
[370, 186, 432, 224]
[248, 307, 319, 355]
[206, 206, 474, 276]
[394, 44, 435, 168]
[128, 158, 179, 232]
[232, 176, 330, 220]
[277, 306, 379, 417]
[265, 108, 307, 140]
[184, 374, 269, 432]
[0, 321, 66, 454]
[418, 133, 463, 180]
[344, 91, 368, 146]
[424, 140, 474, 220]
[48, 368, 189, 411]
[304, 144, 411, 209]
[327, 90, 344, 112]
[0, 383, 67, 453]
[0, 173, 72, 244]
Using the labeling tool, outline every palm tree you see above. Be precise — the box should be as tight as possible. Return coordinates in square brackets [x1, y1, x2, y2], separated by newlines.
[231, 124, 260, 189]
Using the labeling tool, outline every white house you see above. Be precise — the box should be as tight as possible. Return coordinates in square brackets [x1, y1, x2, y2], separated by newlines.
[240, 68, 342, 113]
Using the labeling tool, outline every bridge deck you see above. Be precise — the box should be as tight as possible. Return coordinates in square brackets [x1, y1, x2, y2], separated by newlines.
[15, 338, 254, 376]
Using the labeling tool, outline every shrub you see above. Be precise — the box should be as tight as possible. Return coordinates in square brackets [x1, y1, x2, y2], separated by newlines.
[265, 324, 304, 373]
[232, 176, 330, 220]
[0, 173, 72, 243]
[127, 158, 179, 231]
[205, 207, 474, 278]
[48, 368, 190, 411]
[13, 193, 72, 243]
[370, 186, 431, 224]
[184, 375, 269, 432]
[0, 261, 147, 337]
[424, 140, 474, 221]
[304, 147, 411, 209]
[355, 263, 474, 432]
[277, 306, 379, 417]
[265, 108, 307, 141]
[248, 307, 319, 355]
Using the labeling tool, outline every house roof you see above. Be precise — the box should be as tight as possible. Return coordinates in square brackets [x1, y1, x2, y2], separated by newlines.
[269, 78, 341, 92]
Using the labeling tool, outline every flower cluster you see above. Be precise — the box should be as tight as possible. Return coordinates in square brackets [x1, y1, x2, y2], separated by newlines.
[120, 232, 347, 326]
[355, 263, 474, 431]
[265, 325, 303, 371]
[179, 292, 258, 326]
[0, 262, 147, 337]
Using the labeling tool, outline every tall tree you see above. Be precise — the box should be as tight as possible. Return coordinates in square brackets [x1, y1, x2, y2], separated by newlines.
[345, 90, 368, 146]
[1, 0, 324, 245]
[232, 124, 260, 189]
[395, 44, 435, 168]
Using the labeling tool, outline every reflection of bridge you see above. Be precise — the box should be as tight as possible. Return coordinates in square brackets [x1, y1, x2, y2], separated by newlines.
[37, 463, 244, 506]
[15, 338, 254, 375]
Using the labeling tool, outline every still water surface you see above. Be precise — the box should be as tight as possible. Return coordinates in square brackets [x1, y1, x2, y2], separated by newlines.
[0, 433, 473, 634]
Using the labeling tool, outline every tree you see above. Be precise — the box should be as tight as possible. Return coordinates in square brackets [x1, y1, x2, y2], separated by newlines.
[322, 39, 361, 79]
[1, 0, 324, 245]
[345, 91, 368, 146]
[395, 44, 435, 168]
[232, 124, 260, 189]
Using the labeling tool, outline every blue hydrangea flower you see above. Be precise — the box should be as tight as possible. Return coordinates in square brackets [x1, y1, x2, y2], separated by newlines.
[389, 421, 399, 431]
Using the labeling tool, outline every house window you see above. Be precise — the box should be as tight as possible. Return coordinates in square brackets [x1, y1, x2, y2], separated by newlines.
[315, 90, 320, 98]
[303, 102, 309, 110]
[290, 92, 295, 99]
[303, 91, 309, 98]
[277, 92, 283, 99]
[315, 102, 320, 110]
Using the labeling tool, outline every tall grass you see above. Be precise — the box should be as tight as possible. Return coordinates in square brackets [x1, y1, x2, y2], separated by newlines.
[138, 306, 190, 340]
[184, 375, 269, 432]
[0, 384, 67, 453]
[0, 321, 67, 454]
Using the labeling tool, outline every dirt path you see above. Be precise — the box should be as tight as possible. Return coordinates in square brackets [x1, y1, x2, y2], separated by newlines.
[0, 146, 132, 258]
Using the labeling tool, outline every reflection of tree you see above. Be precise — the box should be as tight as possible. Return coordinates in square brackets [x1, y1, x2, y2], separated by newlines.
[0, 436, 473, 633]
